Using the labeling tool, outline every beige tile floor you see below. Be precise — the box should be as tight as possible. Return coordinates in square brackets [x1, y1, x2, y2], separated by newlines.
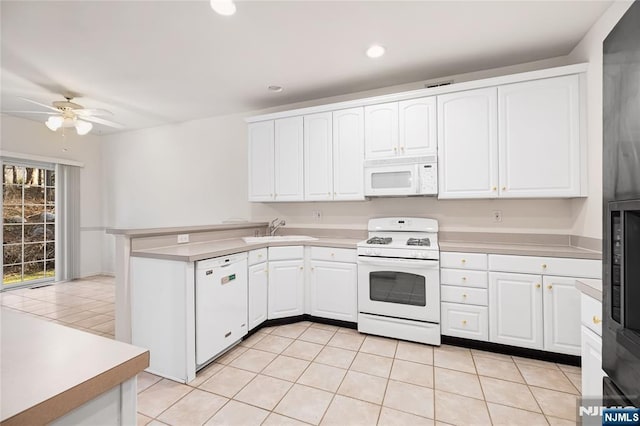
[0, 276, 582, 426]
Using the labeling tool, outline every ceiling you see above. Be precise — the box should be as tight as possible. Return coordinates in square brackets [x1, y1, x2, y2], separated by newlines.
[1, 0, 612, 134]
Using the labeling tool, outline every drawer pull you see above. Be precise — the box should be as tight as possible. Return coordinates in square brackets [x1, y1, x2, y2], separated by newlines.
[535, 283, 541, 289]
[593, 315, 601, 325]
[462, 294, 468, 298]
[225, 331, 232, 338]
[331, 253, 335, 257]
[542, 264, 548, 269]
[461, 259, 466, 264]
[258, 254, 263, 258]
[462, 277, 467, 281]
[462, 320, 467, 326]
[300, 266, 304, 270]
[547, 285, 553, 290]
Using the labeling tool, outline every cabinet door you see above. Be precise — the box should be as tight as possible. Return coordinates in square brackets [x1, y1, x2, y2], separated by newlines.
[309, 260, 357, 322]
[399, 97, 437, 156]
[248, 262, 268, 331]
[437, 88, 498, 199]
[543, 276, 581, 355]
[498, 75, 581, 197]
[581, 326, 606, 400]
[274, 116, 304, 201]
[364, 102, 398, 159]
[333, 108, 365, 200]
[268, 259, 304, 319]
[248, 121, 274, 201]
[489, 272, 543, 350]
[304, 112, 333, 201]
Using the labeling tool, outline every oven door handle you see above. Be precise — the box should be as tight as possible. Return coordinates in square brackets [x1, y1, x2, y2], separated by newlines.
[357, 256, 439, 269]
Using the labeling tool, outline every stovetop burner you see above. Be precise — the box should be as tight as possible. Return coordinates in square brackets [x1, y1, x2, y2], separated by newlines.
[407, 238, 431, 247]
[366, 237, 392, 245]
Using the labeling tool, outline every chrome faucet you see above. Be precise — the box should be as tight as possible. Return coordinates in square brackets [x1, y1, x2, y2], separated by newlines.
[269, 218, 286, 236]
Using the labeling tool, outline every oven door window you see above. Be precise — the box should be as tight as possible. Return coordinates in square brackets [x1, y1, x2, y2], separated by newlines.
[369, 271, 426, 306]
[371, 171, 413, 189]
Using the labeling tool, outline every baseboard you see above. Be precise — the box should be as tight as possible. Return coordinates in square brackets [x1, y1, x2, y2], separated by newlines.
[246, 314, 357, 338]
[442, 335, 581, 366]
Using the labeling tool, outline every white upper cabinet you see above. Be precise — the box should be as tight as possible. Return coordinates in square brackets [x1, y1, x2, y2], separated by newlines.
[399, 97, 437, 156]
[364, 98, 436, 160]
[438, 88, 499, 199]
[498, 75, 582, 197]
[304, 112, 333, 201]
[248, 121, 275, 201]
[274, 117, 304, 201]
[333, 107, 365, 200]
[365, 102, 398, 159]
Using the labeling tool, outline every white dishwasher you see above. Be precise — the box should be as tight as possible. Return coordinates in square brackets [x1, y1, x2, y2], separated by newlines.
[196, 252, 248, 366]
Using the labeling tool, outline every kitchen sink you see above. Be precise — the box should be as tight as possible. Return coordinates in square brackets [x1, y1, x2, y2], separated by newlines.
[242, 235, 318, 243]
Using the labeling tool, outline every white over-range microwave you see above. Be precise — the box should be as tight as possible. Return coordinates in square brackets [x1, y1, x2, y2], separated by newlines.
[364, 155, 438, 197]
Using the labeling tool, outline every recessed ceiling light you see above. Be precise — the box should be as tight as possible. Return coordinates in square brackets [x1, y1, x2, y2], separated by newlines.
[366, 44, 386, 59]
[268, 85, 284, 93]
[210, 0, 236, 16]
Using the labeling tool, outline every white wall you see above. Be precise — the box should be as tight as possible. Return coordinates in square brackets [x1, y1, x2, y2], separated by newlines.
[567, 0, 634, 239]
[1, 115, 105, 277]
[101, 112, 250, 229]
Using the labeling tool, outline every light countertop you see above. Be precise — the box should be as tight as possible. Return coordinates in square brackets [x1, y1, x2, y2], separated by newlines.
[0, 309, 149, 426]
[439, 241, 601, 260]
[131, 236, 601, 262]
[106, 221, 268, 237]
[131, 237, 362, 262]
[575, 278, 603, 301]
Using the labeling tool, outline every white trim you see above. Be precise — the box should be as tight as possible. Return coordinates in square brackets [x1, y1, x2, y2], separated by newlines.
[0, 150, 84, 167]
[245, 63, 589, 123]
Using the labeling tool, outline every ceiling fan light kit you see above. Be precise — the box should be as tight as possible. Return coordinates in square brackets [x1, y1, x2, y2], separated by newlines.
[3, 96, 124, 135]
[45, 115, 93, 135]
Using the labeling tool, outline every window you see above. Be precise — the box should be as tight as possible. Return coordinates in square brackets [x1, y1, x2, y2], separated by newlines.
[2, 163, 56, 287]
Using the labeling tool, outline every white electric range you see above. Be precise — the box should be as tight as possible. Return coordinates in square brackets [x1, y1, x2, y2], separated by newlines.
[357, 217, 441, 345]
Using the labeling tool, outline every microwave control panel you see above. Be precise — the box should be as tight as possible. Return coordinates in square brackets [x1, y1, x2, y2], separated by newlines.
[419, 163, 438, 194]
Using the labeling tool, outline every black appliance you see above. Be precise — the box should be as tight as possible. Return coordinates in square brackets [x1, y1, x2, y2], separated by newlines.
[603, 0, 640, 405]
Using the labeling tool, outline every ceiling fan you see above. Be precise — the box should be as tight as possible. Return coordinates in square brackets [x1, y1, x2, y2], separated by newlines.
[4, 96, 124, 135]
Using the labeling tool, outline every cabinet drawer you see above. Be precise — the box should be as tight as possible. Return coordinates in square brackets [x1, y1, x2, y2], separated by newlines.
[441, 252, 487, 270]
[441, 285, 488, 306]
[581, 293, 602, 336]
[310, 247, 357, 263]
[440, 269, 488, 288]
[441, 302, 488, 341]
[248, 248, 268, 266]
[269, 246, 304, 261]
[489, 254, 601, 279]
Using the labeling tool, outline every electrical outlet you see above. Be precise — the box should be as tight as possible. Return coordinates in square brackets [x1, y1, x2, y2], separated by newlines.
[493, 211, 503, 223]
[312, 210, 322, 221]
[177, 234, 190, 244]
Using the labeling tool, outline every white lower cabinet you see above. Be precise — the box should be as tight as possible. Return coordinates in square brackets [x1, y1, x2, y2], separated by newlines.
[489, 272, 544, 350]
[268, 247, 304, 319]
[441, 302, 488, 341]
[580, 292, 606, 399]
[542, 276, 581, 356]
[248, 262, 268, 330]
[582, 325, 605, 399]
[309, 259, 357, 322]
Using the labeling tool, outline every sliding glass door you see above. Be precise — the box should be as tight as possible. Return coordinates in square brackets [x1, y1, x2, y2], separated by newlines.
[2, 162, 56, 288]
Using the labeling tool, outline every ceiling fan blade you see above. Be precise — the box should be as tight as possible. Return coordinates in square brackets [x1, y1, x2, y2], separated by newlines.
[73, 108, 114, 117]
[18, 97, 60, 112]
[1, 111, 59, 115]
[81, 115, 125, 129]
